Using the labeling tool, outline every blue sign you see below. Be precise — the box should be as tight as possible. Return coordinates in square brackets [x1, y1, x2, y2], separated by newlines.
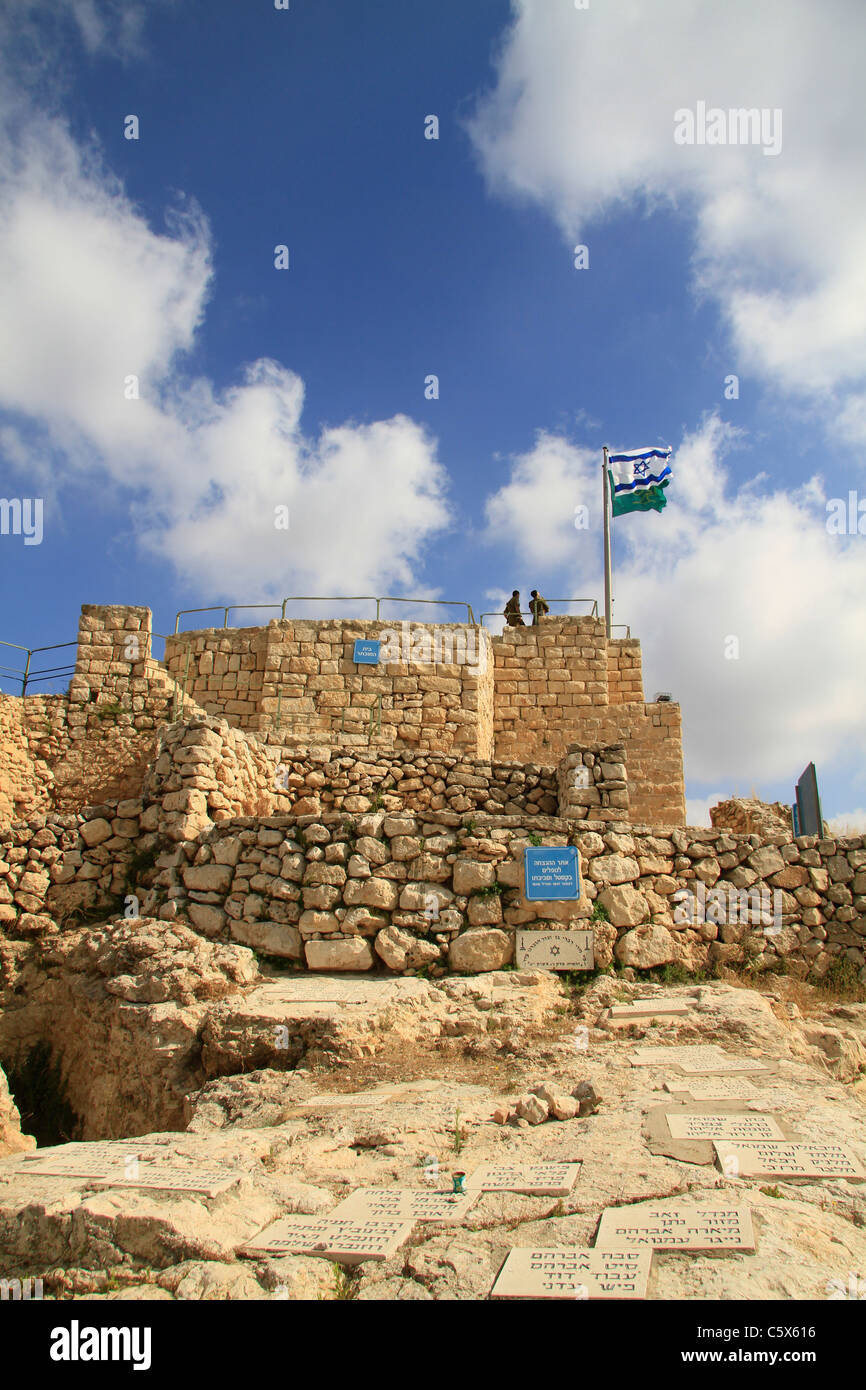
[524, 846, 581, 901]
[353, 639, 381, 665]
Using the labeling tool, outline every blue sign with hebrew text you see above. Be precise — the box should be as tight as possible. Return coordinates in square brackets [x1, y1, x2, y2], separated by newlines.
[353, 640, 381, 665]
[524, 846, 581, 901]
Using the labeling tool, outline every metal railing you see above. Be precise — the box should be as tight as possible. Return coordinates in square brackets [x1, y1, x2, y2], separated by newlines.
[0, 640, 78, 695]
[480, 598, 600, 627]
[173, 595, 475, 633]
[610, 624, 632, 639]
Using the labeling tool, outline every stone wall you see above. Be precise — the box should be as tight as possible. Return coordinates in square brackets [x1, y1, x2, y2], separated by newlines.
[164, 619, 493, 757]
[607, 638, 643, 705]
[2, 763, 863, 983]
[492, 617, 609, 763]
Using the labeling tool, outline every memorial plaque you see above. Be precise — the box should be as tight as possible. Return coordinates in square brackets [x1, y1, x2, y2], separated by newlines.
[608, 999, 690, 1021]
[515, 931, 593, 971]
[90, 1169, 238, 1196]
[596, 1203, 755, 1252]
[666, 1113, 785, 1142]
[465, 1162, 582, 1196]
[327, 1188, 477, 1223]
[630, 1045, 768, 1075]
[713, 1141, 866, 1181]
[523, 846, 581, 902]
[664, 1077, 760, 1101]
[240, 1216, 413, 1263]
[490, 1247, 651, 1300]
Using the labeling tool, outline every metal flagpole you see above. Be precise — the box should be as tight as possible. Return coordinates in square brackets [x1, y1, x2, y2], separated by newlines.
[602, 445, 612, 638]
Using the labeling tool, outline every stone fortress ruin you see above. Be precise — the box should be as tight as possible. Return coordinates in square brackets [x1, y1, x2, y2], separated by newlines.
[0, 602, 862, 989]
[1, 602, 865, 1305]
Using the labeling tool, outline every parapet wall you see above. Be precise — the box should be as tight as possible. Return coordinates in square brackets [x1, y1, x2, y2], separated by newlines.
[0, 604, 686, 831]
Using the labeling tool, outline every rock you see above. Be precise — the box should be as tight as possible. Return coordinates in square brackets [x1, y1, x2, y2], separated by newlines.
[515, 1093, 548, 1124]
[0, 1063, 35, 1155]
[343, 877, 400, 911]
[183, 865, 233, 894]
[453, 861, 496, 894]
[597, 884, 648, 927]
[550, 1095, 578, 1121]
[572, 1080, 602, 1115]
[305, 937, 374, 971]
[710, 798, 792, 837]
[230, 921, 302, 959]
[615, 923, 676, 968]
[466, 895, 503, 926]
[80, 818, 113, 847]
[187, 904, 227, 937]
[747, 847, 786, 879]
[448, 928, 513, 973]
[374, 925, 440, 972]
[587, 854, 640, 885]
[491, 1104, 510, 1124]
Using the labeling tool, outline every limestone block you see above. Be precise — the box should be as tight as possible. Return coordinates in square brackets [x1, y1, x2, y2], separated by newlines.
[448, 927, 513, 972]
[452, 860, 496, 894]
[230, 920, 302, 958]
[305, 937, 374, 971]
[183, 865, 233, 894]
[597, 884, 648, 928]
[80, 818, 113, 847]
[614, 923, 677, 968]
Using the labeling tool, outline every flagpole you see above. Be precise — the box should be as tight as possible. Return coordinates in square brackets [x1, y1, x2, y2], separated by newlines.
[602, 445, 612, 638]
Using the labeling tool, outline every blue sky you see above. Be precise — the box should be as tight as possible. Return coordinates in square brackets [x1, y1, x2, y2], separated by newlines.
[1, 0, 864, 828]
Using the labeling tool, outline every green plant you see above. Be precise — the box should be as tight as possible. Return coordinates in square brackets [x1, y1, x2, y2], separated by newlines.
[474, 883, 504, 899]
[328, 1265, 360, 1300]
[93, 700, 123, 721]
[527, 832, 542, 847]
[760, 1185, 785, 1200]
[590, 900, 609, 922]
[462, 817, 477, 834]
[452, 1107, 465, 1155]
[814, 958, 865, 1000]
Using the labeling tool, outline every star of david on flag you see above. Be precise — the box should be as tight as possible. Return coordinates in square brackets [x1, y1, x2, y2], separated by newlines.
[607, 445, 673, 516]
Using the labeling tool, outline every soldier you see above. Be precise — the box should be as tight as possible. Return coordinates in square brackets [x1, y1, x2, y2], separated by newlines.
[503, 591, 525, 626]
[529, 590, 549, 625]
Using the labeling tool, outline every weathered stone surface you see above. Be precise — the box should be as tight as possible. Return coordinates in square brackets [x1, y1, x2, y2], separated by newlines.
[588, 854, 640, 885]
[305, 937, 374, 971]
[374, 925, 440, 972]
[448, 928, 513, 973]
[615, 923, 676, 968]
[598, 884, 648, 928]
[230, 920, 302, 959]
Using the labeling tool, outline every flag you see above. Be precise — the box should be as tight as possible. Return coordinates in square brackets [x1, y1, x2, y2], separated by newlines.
[608, 445, 672, 516]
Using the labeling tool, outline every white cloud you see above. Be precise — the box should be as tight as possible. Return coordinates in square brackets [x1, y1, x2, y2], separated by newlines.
[825, 809, 866, 835]
[468, 0, 866, 428]
[0, 108, 451, 598]
[483, 414, 866, 790]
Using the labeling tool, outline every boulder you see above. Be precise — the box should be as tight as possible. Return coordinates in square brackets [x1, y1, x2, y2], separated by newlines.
[615, 923, 676, 968]
[452, 861, 496, 895]
[305, 938, 374, 972]
[597, 884, 648, 928]
[374, 925, 440, 972]
[229, 921, 302, 959]
[448, 928, 513, 973]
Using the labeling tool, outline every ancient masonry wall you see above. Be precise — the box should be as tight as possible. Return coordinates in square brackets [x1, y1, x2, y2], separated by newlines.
[607, 638, 643, 706]
[163, 620, 494, 757]
[1, 791, 863, 988]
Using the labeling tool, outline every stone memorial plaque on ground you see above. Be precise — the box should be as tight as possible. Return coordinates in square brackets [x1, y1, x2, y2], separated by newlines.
[465, 1162, 582, 1196]
[240, 1216, 413, 1264]
[490, 1247, 651, 1300]
[90, 1168, 239, 1196]
[328, 1188, 477, 1222]
[713, 1141, 866, 1181]
[515, 931, 594, 971]
[608, 999, 691, 1021]
[630, 1044, 769, 1075]
[664, 1077, 760, 1101]
[596, 1203, 755, 1252]
[666, 1113, 785, 1142]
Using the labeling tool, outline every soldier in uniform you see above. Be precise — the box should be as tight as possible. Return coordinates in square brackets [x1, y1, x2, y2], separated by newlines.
[529, 590, 549, 625]
[503, 591, 525, 626]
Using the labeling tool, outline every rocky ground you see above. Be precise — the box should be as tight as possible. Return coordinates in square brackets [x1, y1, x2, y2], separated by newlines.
[1, 964, 864, 1301]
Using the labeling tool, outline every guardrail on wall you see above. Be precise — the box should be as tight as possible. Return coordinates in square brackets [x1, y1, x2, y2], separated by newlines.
[173, 595, 476, 632]
[0, 640, 78, 695]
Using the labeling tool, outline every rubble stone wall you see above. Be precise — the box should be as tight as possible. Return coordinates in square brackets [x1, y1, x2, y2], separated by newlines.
[2, 769, 863, 982]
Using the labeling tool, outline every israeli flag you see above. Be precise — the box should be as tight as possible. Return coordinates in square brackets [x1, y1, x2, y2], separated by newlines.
[608, 445, 672, 516]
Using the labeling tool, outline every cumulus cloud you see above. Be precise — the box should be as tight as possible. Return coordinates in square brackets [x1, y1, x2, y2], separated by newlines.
[468, 0, 866, 431]
[483, 414, 866, 790]
[0, 104, 451, 599]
